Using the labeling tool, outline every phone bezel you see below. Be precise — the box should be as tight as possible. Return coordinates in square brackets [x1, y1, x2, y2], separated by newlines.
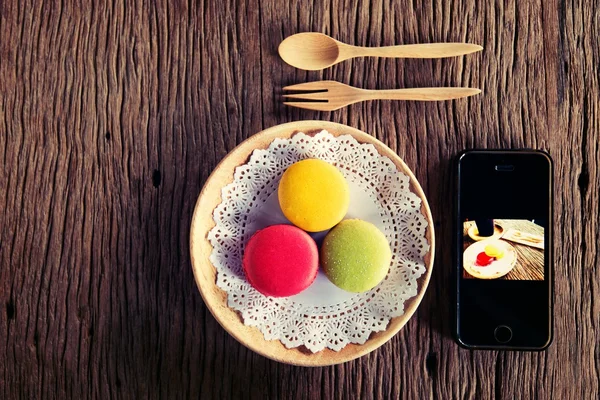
[454, 149, 554, 351]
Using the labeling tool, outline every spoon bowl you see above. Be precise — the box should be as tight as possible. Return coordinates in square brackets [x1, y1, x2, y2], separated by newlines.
[278, 32, 342, 71]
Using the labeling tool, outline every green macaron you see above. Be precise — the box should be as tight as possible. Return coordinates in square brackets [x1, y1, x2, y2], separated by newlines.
[321, 219, 392, 293]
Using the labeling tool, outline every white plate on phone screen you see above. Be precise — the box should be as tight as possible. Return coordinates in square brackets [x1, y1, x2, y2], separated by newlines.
[463, 239, 517, 279]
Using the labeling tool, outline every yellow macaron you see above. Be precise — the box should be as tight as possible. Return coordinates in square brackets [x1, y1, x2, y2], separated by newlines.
[484, 243, 505, 259]
[278, 159, 349, 232]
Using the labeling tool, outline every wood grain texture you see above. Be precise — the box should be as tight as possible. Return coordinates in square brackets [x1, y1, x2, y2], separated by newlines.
[1, 0, 599, 399]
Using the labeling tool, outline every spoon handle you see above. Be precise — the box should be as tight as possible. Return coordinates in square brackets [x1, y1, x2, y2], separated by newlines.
[353, 43, 483, 59]
[362, 87, 481, 101]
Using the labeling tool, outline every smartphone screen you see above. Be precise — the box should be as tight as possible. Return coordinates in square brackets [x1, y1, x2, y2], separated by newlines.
[455, 150, 553, 349]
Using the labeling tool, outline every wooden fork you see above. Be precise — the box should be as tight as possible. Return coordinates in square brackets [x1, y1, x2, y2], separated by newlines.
[283, 81, 481, 111]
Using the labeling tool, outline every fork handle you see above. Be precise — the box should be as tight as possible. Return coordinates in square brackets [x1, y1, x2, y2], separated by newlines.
[363, 87, 481, 101]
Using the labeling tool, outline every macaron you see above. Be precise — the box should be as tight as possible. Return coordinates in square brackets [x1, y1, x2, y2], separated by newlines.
[278, 159, 349, 232]
[243, 224, 319, 297]
[320, 219, 392, 293]
[484, 242, 505, 259]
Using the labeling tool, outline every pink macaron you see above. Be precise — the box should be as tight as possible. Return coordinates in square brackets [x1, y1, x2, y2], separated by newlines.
[243, 224, 318, 297]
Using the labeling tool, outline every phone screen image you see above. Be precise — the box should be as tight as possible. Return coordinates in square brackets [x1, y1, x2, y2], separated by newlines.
[462, 219, 544, 281]
[455, 150, 553, 350]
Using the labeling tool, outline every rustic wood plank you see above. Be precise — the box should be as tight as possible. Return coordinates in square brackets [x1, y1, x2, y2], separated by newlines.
[1, 0, 599, 398]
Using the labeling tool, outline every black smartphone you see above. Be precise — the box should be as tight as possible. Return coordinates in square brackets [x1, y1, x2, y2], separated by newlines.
[455, 150, 553, 350]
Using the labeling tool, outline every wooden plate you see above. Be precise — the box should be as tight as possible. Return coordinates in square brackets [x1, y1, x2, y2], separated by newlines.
[189, 120, 435, 366]
[467, 223, 504, 241]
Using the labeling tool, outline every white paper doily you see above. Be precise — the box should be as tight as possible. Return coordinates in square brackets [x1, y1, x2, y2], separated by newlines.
[207, 130, 430, 353]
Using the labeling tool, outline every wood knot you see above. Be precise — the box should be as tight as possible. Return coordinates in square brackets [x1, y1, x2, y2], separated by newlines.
[6, 299, 15, 320]
[152, 170, 161, 188]
[425, 351, 438, 377]
[578, 167, 589, 195]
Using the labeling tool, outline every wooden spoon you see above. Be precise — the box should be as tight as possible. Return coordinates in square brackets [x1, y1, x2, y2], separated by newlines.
[279, 32, 483, 71]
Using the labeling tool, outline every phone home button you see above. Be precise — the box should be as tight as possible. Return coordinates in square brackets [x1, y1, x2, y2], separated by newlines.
[494, 325, 513, 343]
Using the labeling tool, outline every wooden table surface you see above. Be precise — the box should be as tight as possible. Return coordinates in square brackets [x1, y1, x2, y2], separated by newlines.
[463, 220, 545, 280]
[1, 0, 599, 399]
